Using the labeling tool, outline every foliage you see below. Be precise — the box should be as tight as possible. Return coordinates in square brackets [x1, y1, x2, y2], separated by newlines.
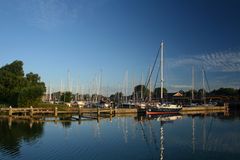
[210, 88, 238, 96]
[110, 92, 123, 102]
[83, 94, 90, 101]
[0, 60, 46, 106]
[153, 87, 167, 99]
[185, 90, 198, 97]
[182, 88, 240, 101]
[60, 91, 73, 103]
[134, 85, 150, 99]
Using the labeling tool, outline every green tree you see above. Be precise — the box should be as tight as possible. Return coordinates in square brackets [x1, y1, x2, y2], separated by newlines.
[134, 85, 150, 100]
[61, 92, 73, 102]
[210, 88, 237, 96]
[110, 92, 123, 103]
[185, 89, 198, 98]
[0, 60, 46, 106]
[1, 60, 24, 77]
[83, 94, 90, 101]
[153, 87, 167, 99]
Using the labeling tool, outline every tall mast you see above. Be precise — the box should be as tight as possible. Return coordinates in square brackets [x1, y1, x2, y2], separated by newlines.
[160, 41, 164, 100]
[60, 80, 63, 93]
[125, 70, 128, 103]
[49, 81, 51, 101]
[192, 66, 195, 100]
[141, 72, 143, 101]
[67, 69, 71, 92]
[149, 66, 152, 102]
[202, 67, 206, 104]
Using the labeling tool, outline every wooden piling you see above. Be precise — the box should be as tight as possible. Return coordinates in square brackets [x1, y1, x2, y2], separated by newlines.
[97, 107, 100, 116]
[110, 107, 112, 115]
[9, 106, 12, 116]
[54, 107, 58, 117]
[24, 109, 27, 116]
[78, 106, 82, 116]
[78, 106, 82, 122]
[30, 106, 33, 117]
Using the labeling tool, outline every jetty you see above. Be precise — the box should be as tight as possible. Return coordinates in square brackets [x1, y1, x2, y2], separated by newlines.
[0, 104, 229, 120]
[0, 106, 138, 118]
[180, 104, 228, 115]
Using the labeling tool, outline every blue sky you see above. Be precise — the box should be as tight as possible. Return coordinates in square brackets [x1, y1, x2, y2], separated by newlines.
[0, 0, 240, 95]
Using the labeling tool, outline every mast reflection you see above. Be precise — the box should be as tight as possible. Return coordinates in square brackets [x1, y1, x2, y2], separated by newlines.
[146, 114, 182, 160]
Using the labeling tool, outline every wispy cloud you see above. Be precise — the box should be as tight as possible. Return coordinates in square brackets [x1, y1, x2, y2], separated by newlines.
[17, 0, 108, 30]
[172, 50, 240, 72]
[24, 0, 79, 30]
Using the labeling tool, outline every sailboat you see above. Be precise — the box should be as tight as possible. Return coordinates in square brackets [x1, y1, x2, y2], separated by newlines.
[146, 42, 182, 115]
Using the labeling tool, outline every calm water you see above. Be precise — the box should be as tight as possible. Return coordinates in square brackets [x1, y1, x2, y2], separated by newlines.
[1, 110, 240, 160]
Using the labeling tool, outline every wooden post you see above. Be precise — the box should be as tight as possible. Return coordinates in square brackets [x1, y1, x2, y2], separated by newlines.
[110, 107, 112, 115]
[54, 107, 58, 117]
[24, 109, 27, 116]
[78, 106, 82, 116]
[30, 106, 33, 117]
[97, 107, 100, 117]
[78, 106, 82, 122]
[9, 106, 12, 116]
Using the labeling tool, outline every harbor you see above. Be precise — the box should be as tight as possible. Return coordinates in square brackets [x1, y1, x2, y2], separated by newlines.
[0, 104, 229, 120]
[0, 107, 240, 160]
[1, 1, 240, 160]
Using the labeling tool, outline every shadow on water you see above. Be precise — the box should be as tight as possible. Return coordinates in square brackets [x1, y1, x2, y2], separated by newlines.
[0, 119, 44, 157]
[0, 105, 240, 160]
[135, 106, 240, 160]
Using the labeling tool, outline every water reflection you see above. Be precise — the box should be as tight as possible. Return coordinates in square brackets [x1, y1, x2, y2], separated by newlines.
[0, 119, 44, 158]
[137, 111, 240, 160]
[0, 109, 240, 160]
[145, 114, 183, 160]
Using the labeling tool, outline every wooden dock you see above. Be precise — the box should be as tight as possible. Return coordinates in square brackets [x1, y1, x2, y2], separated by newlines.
[0, 104, 229, 119]
[180, 105, 228, 115]
[0, 106, 138, 118]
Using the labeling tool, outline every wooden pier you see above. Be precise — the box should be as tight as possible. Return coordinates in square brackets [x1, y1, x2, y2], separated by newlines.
[180, 105, 228, 115]
[0, 106, 138, 118]
[0, 104, 229, 119]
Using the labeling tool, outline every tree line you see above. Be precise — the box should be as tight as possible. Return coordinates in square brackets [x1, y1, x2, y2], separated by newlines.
[51, 85, 240, 103]
[0, 60, 46, 107]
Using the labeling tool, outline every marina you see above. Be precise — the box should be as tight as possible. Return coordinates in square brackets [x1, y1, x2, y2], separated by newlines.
[0, 106, 240, 160]
[0, 1, 240, 160]
[0, 104, 229, 120]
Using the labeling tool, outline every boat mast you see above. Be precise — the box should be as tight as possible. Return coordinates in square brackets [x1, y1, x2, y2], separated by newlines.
[49, 81, 52, 102]
[192, 66, 195, 100]
[149, 66, 152, 102]
[141, 72, 143, 101]
[67, 69, 71, 92]
[160, 41, 164, 101]
[202, 67, 206, 104]
[124, 70, 128, 103]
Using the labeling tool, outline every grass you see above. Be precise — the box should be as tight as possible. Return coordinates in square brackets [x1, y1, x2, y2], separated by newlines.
[0, 102, 79, 111]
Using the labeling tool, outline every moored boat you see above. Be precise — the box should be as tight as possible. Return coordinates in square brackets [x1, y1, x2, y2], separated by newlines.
[146, 103, 182, 115]
[145, 42, 182, 115]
